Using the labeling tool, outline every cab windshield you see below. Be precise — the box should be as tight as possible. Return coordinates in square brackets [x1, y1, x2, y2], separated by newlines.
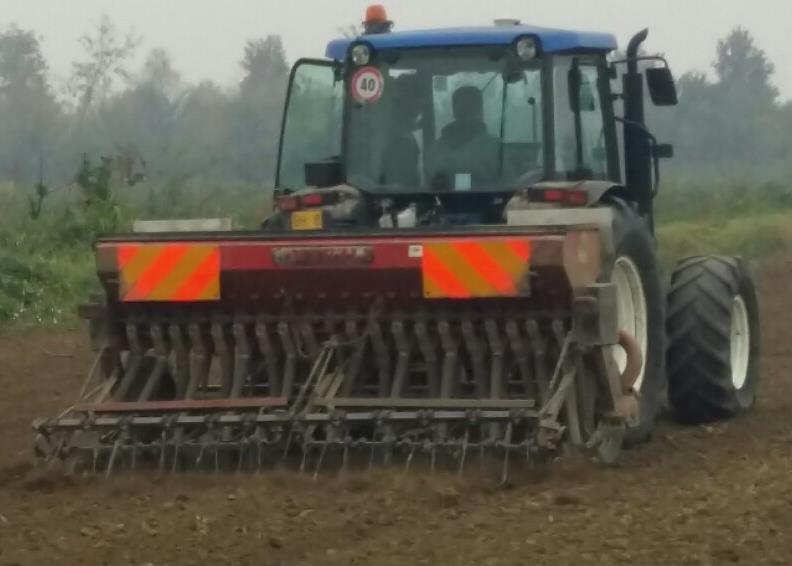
[346, 48, 544, 192]
[277, 50, 612, 193]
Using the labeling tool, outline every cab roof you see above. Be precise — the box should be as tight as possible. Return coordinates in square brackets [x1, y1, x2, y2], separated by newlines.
[325, 25, 618, 60]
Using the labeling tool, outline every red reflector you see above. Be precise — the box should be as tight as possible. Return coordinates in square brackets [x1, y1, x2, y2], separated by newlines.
[542, 189, 565, 202]
[301, 193, 324, 207]
[277, 196, 300, 212]
[565, 190, 588, 206]
[533, 188, 588, 207]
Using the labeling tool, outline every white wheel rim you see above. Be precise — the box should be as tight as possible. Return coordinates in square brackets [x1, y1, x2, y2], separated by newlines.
[730, 295, 750, 390]
[610, 256, 648, 391]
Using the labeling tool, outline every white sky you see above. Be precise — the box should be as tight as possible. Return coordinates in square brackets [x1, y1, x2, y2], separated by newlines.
[2, 0, 791, 98]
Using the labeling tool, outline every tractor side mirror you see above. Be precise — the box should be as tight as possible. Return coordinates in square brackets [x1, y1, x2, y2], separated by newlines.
[652, 143, 674, 159]
[646, 67, 678, 106]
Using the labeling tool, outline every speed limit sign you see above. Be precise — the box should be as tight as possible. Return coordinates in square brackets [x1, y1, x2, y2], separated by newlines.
[351, 66, 385, 104]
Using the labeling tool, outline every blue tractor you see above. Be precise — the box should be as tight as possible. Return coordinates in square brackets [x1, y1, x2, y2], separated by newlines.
[38, 7, 761, 471]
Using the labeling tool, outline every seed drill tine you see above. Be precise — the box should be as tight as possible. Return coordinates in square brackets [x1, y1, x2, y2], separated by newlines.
[231, 323, 251, 398]
[169, 324, 190, 398]
[462, 321, 488, 398]
[341, 318, 365, 396]
[526, 321, 550, 404]
[187, 323, 210, 399]
[506, 321, 532, 396]
[370, 320, 391, 398]
[415, 320, 441, 397]
[256, 321, 281, 397]
[115, 324, 144, 401]
[278, 322, 297, 398]
[212, 323, 234, 398]
[485, 320, 504, 441]
[391, 320, 411, 398]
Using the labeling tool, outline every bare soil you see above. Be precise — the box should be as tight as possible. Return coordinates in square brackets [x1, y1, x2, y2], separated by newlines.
[0, 259, 791, 565]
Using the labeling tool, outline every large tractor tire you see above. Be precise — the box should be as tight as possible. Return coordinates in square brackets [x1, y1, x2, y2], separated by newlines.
[605, 200, 667, 446]
[666, 256, 760, 423]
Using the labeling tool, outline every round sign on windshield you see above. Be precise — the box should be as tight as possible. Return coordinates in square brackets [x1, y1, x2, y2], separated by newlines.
[351, 66, 384, 104]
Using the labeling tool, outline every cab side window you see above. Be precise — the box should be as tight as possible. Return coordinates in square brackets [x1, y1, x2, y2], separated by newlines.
[554, 58, 608, 180]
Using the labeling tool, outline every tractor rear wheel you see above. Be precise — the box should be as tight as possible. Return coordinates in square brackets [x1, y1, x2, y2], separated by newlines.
[666, 256, 760, 423]
[605, 200, 666, 446]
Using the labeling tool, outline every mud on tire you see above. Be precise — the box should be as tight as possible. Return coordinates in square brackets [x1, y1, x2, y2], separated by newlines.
[666, 256, 760, 423]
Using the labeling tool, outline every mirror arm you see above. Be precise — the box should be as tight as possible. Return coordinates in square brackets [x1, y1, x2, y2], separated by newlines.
[613, 116, 662, 197]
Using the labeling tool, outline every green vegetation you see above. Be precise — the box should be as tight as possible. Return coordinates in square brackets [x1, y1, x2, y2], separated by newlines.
[656, 179, 792, 268]
[0, 174, 271, 326]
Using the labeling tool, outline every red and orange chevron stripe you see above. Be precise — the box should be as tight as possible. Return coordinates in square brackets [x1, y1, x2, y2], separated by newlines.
[117, 243, 220, 302]
[422, 239, 532, 299]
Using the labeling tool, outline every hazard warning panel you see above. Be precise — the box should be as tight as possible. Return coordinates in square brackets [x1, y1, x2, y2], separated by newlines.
[351, 66, 384, 104]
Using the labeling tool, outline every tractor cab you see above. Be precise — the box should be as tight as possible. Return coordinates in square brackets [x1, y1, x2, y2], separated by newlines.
[274, 7, 677, 229]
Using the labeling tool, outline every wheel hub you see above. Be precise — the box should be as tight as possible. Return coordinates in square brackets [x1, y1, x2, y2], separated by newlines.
[610, 256, 648, 391]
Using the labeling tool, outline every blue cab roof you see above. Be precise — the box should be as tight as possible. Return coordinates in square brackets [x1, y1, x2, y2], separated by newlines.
[325, 25, 618, 60]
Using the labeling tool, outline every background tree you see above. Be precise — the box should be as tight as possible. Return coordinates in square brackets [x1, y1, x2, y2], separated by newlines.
[69, 15, 140, 118]
[0, 26, 61, 184]
[230, 36, 289, 183]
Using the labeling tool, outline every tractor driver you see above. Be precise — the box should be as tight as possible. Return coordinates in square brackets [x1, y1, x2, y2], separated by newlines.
[427, 85, 501, 191]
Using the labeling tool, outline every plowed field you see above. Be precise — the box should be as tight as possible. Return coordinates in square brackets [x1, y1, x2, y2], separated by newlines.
[0, 259, 790, 566]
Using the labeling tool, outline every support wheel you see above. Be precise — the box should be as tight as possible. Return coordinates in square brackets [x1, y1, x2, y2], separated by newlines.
[666, 256, 760, 423]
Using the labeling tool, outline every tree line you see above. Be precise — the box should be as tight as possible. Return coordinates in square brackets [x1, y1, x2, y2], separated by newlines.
[0, 17, 786, 191]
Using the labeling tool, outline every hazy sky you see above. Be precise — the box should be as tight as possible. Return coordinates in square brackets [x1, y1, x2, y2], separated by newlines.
[2, 0, 792, 98]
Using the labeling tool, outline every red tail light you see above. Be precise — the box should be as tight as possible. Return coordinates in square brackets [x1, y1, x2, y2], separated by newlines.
[277, 192, 340, 212]
[533, 188, 588, 207]
[564, 190, 588, 206]
[542, 189, 565, 203]
[301, 193, 325, 207]
[277, 196, 300, 212]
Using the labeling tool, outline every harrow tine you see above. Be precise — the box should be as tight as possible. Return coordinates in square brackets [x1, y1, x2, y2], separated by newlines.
[158, 430, 167, 475]
[458, 427, 469, 476]
[172, 429, 182, 474]
[500, 422, 514, 486]
[257, 430, 264, 473]
[313, 442, 328, 481]
[341, 434, 350, 475]
[131, 432, 138, 471]
[299, 433, 310, 473]
[105, 436, 122, 479]
[404, 441, 416, 473]
[237, 442, 246, 474]
[281, 427, 295, 463]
